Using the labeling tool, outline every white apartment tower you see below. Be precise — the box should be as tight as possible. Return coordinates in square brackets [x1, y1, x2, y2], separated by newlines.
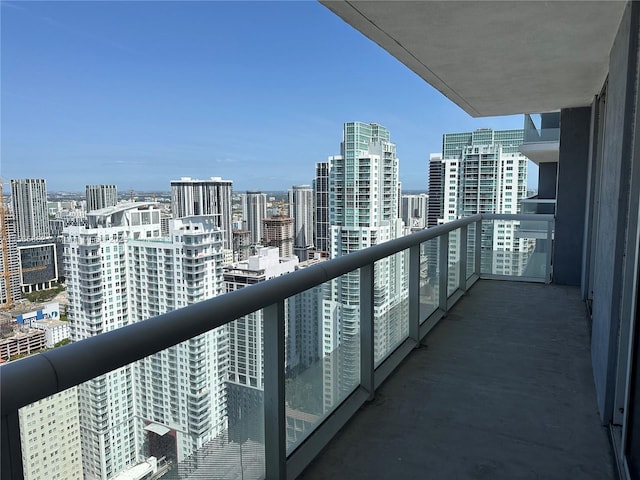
[288, 185, 314, 261]
[241, 191, 267, 246]
[64, 203, 227, 479]
[401, 193, 429, 232]
[86, 185, 118, 213]
[224, 248, 298, 442]
[323, 122, 407, 406]
[19, 387, 83, 480]
[433, 128, 530, 277]
[314, 163, 330, 253]
[170, 177, 233, 250]
[11, 179, 50, 241]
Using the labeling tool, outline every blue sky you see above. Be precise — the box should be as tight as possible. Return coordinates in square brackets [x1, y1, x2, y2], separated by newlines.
[1, 1, 533, 192]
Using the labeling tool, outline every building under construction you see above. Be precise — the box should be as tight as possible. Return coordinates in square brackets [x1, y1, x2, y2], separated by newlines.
[263, 216, 294, 258]
[1, 196, 22, 307]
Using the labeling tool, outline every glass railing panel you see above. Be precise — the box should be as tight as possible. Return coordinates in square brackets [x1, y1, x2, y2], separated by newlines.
[284, 275, 361, 454]
[480, 218, 551, 281]
[16, 319, 263, 480]
[520, 198, 556, 215]
[18, 386, 84, 480]
[466, 222, 477, 280]
[419, 238, 439, 321]
[448, 230, 461, 296]
[373, 251, 410, 368]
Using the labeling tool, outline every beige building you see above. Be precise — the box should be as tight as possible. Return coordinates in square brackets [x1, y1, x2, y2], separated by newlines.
[18, 386, 83, 479]
[0, 329, 46, 361]
[263, 216, 294, 258]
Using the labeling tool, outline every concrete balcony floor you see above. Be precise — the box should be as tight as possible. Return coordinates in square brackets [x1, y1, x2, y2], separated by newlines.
[300, 280, 616, 480]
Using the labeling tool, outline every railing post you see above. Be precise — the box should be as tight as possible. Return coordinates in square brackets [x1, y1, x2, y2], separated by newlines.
[360, 263, 375, 400]
[409, 245, 420, 342]
[475, 219, 483, 276]
[545, 219, 554, 284]
[1, 412, 24, 480]
[439, 232, 449, 311]
[459, 225, 468, 292]
[264, 301, 286, 480]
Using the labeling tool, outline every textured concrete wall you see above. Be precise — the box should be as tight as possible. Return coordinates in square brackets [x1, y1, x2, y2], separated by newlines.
[554, 108, 591, 286]
[537, 163, 557, 199]
[591, 1, 638, 423]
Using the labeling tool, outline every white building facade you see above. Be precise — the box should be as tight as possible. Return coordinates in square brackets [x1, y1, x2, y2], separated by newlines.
[63, 203, 227, 479]
[288, 185, 314, 261]
[241, 191, 267, 246]
[323, 122, 408, 407]
[434, 128, 530, 279]
[170, 177, 233, 250]
[10, 178, 50, 242]
[223, 247, 298, 442]
[19, 387, 83, 480]
[86, 185, 118, 213]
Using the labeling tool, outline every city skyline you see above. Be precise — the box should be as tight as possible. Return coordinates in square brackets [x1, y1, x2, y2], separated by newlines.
[1, 1, 534, 192]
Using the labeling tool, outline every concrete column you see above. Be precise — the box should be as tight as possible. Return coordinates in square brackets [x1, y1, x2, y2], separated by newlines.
[553, 107, 591, 286]
[537, 163, 557, 199]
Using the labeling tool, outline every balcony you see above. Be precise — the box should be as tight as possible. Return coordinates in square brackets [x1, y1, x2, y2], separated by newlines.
[301, 280, 614, 479]
[0, 213, 585, 480]
[518, 113, 560, 165]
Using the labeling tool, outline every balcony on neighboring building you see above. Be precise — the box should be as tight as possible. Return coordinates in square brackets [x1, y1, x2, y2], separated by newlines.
[518, 113, 561, 166]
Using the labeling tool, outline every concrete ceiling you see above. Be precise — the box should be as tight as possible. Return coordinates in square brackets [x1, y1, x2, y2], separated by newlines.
[321, 1, 627, 117]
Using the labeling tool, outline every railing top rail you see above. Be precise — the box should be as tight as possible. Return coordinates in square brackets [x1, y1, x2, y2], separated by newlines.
[520, 199, 557, 204]
[481, 213, 554, 221]
[0, 213, 553, 414]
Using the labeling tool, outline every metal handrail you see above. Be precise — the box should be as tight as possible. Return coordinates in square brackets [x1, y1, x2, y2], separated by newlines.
[1, 212, 558, 480]
[0, 214, 482, 414]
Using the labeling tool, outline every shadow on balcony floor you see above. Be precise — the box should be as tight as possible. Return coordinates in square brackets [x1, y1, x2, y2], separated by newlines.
[300, 280, 616, 480]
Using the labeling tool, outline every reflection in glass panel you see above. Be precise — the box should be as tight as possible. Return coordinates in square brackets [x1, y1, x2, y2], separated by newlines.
[481, 219, 551, 281]
[285, 274, 361, 454]
[448, 230, 460, 296]
[419, 239, 439, 321]
[467, 222, 477, 279]
[373, 251, 410, 368]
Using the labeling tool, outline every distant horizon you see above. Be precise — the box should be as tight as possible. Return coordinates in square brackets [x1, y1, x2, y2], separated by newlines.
[2, 1, 537, 192]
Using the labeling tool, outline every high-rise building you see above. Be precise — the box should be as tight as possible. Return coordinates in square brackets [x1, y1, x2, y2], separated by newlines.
[263, 216, 294, 258]
[436, 128, 530, 277]
[232, 229, 252, 262]
[224, 247, 298, 442]
[289, 185, 314, 261]
[86, 185, 118, 213]
[323, 122, 407, 404]
[170, 177, 233, 250]
[401, 193, 429, 232]
[427, 153, 444, 228]
[18, 241, 59, 293]
[314, 163, 329, 253]
[441, 128, 527, 218]
[287, 256, 326, 371]
[241, 191, 267, 246]
[11, 179, 50, 241]
[64, 203, 227, 479]
[0, 208, 21, 306]
[18, 387, 83, 480]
